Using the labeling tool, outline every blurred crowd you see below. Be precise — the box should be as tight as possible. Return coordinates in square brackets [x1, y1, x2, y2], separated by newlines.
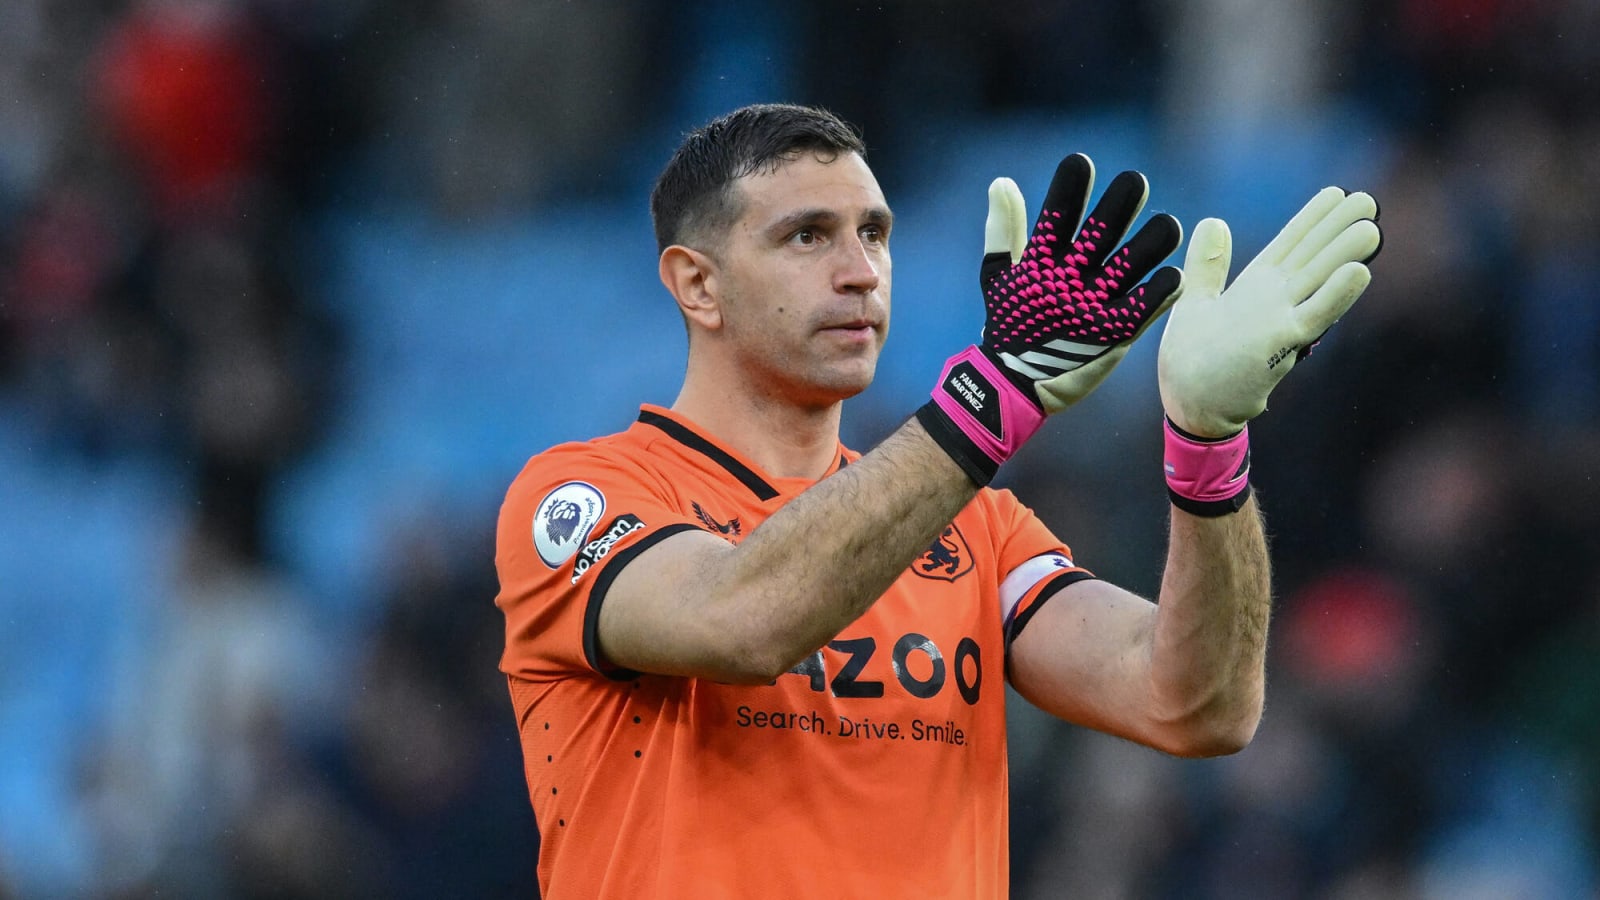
[2, 0, 1597, 896]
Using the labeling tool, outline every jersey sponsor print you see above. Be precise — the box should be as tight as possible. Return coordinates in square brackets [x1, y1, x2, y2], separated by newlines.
[570, 514, 646, 584]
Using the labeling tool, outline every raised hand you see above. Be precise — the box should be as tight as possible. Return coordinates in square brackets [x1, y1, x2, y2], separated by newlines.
[981, 153, 1184, 413]
[1158, 188, 1382, 439]
[918, 153, 1184, 484]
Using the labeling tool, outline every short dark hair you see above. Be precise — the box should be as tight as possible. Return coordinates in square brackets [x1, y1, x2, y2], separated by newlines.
[650, 103, 867, 253]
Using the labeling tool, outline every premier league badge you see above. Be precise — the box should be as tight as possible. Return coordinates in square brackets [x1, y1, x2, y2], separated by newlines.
[533, 481, 606, 568]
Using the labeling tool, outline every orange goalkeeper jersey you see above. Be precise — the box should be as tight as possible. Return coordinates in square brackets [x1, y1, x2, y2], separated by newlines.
[495, 405, 1093, 899]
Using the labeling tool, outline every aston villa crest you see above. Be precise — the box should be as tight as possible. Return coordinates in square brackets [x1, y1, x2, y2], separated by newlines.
[913, 523, 973, 582]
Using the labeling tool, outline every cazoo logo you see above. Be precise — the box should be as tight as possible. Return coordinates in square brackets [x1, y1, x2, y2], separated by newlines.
[781, 633, 982, 706]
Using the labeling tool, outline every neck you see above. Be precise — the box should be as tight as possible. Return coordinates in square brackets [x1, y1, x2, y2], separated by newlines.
[672, 369, 845, 481]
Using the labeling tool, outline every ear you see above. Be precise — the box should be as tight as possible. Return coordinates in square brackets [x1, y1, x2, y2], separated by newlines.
[659, 245, 723, 332]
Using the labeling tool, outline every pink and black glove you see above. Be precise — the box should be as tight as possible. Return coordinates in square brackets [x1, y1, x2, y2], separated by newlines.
[917, 153, 1185, 484]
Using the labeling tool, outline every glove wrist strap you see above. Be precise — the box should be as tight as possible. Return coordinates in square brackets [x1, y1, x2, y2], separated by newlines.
[1163, 417, 1252, 517]
[918, 346, 1046, 485]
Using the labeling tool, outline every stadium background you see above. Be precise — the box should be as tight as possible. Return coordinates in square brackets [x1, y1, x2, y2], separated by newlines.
[2, 0, 1598, 896]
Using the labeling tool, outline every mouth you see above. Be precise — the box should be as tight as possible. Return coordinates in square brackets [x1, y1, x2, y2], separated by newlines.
[820, 319, 880, 340]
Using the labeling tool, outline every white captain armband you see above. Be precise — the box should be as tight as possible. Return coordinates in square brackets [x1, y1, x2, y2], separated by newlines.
[999, 552, 1095, 645]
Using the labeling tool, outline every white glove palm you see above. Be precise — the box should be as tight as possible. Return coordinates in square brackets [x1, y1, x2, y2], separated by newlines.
[1158, 187, 1382, 437]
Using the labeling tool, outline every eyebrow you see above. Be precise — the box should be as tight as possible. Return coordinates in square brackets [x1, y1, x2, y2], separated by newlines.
[764, 205, 895, 240]
[863, 206, 895, 231]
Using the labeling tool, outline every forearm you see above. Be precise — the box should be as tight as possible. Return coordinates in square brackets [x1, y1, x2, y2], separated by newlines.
[1147, 496, 1271, 753]
[1006, 181, 1376, 752]
[696, 417, 978, 676]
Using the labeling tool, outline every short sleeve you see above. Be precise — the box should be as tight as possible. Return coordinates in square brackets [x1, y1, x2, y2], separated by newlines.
[978, 486, 1087, 576]
[495, 443, 701, 682]
[976, 487, 1097, 648]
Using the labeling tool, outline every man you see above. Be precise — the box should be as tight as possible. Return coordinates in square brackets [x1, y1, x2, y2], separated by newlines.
[495, 103, 1380, 898]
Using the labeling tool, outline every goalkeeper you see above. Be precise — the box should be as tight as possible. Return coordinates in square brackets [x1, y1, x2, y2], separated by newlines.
[494, 102, 1381, 898]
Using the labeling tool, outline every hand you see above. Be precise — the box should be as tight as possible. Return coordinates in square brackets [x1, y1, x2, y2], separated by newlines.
[1158, 187, 1383, 438]
[980, 154, 1184, 413]
[918, 153, 1184, 484]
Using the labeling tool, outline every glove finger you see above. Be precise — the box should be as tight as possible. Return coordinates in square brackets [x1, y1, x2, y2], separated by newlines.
[1282, 190, 1379, 270]
[1290, 209, 1374, 364]
[1121, 265, 1184, 339]
[1035, 153, 1095, 247]
[984, 177, 1028, 264]
[1105, 212, 1181, 293]
[1258, 186, 1346, 267]
[1181, 217, 1233, 299]
[1285, 219, 1383, 303]
[1073, 169, 1151, 269]
[1361, 216, 1384, 264]
[1291, 260, 1372, 340]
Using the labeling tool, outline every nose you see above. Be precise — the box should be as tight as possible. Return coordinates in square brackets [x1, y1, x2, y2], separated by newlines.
[833, 235, 882, 295]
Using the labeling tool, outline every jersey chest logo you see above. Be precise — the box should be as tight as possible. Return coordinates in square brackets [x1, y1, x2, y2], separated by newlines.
[913, 523, 973, 582]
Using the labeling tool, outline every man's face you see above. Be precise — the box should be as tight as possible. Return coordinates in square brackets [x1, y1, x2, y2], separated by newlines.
[707, 150, 892, 409]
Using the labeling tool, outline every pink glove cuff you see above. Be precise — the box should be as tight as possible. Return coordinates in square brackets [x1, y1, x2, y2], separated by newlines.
[1163, 418, 1252, 515]
[918, 346, 1045, 484]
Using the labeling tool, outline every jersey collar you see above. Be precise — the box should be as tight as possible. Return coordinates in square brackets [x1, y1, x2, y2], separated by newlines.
[635, 405, 850, 501]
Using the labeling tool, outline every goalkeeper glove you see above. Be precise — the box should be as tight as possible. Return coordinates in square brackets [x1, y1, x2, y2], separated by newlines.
[918, 153, 1185, 485]
[1157, 186, 1382, 515]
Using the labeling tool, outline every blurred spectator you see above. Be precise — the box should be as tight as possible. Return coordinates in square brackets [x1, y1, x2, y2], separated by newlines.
[92, 0, 278, 225]
[152, 225, 338, 559]
[305, 510, 539, 897]
[1163, 0, 1348, 134]
[80, 518, 337, 894]
[362, 0, 657, 218]
[1502, 568, 1600, 840]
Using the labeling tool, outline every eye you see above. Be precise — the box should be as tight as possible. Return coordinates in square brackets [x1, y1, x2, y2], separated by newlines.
[790, 228, 821, 246]
[861, 224, 888, 246]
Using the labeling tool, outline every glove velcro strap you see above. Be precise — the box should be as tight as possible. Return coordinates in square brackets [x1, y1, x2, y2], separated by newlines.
[919, 346, 1046, 485]
[1164, 417, 1252, 517]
